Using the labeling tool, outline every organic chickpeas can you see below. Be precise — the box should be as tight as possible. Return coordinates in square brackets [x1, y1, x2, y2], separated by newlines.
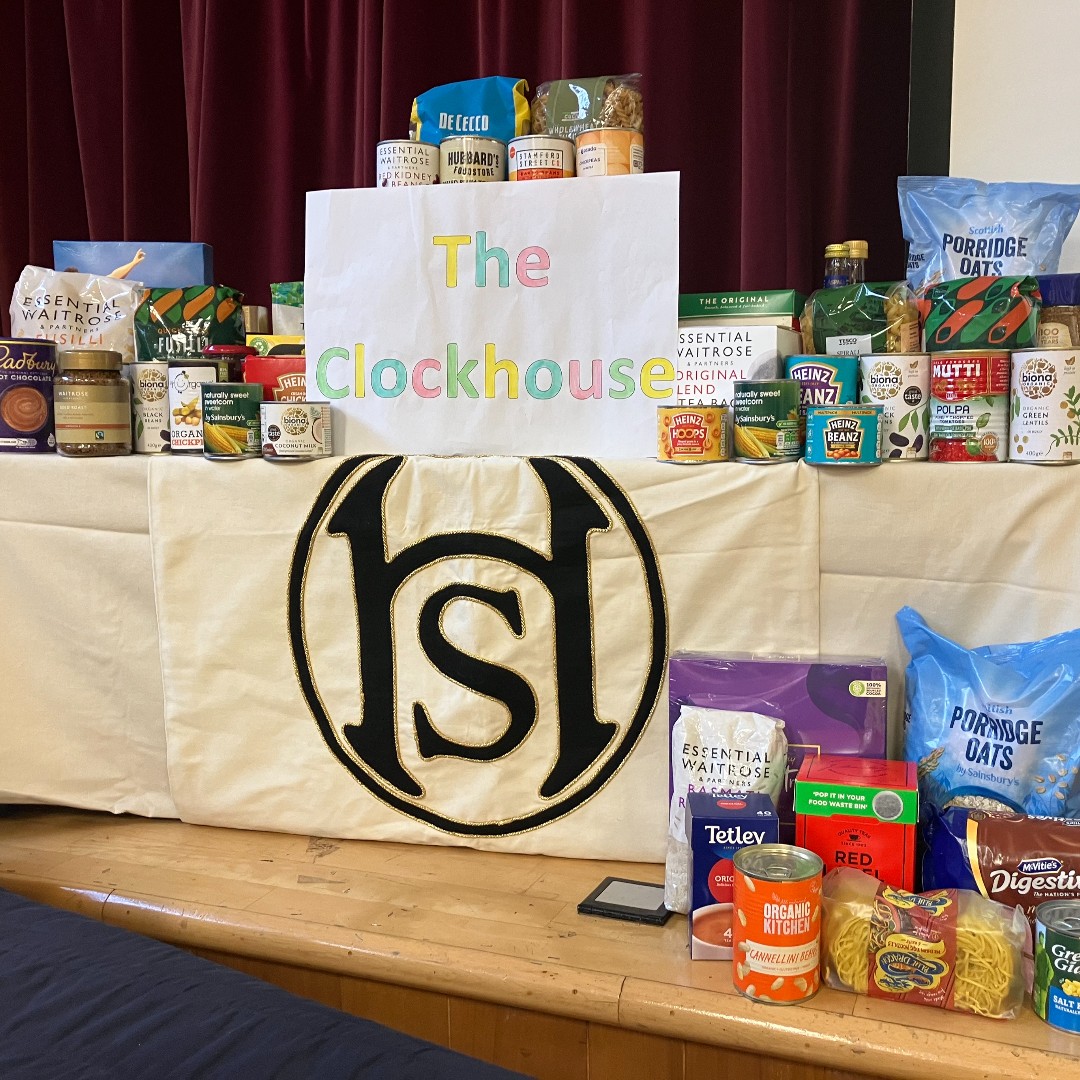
[732, 844, 823, 1004]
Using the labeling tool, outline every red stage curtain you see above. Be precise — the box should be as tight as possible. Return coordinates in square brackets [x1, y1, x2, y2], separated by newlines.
[1, 0, 912, 334]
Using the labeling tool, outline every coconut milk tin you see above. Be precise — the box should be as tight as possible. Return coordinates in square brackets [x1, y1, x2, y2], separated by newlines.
[131, 362, 170, 453]
[0, 338, 56, 452]
[732, 379, 801, 463]
[859, 353, 930, 460]
[575, 127, 644, 177]
[439, 136, 506, 183]
[507, 136, 574, 180]
[731, 844, 823, 1004]
[657, 405, 729, 463]
[929, 350, 1010, 462]
[1034, 900, 1080, 1032]
[805, 405, 883, 466]
[260, 402, 332, 460]
[1009, 349, 1080, 463]
[376, 140, 438, 187]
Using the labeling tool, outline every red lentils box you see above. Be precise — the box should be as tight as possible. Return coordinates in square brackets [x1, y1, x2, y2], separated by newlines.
[795, 755, 918, 890]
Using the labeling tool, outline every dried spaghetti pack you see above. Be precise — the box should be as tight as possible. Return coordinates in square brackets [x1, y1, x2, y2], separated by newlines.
[134, 285, 245, 361]
[899, 606, 1080, 818]
[822, 867, 1029, 1019]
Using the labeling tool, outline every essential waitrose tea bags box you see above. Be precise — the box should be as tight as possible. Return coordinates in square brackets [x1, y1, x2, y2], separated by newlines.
[795, 755, 918, 890]
[676, 323, 801, 407]
[687, 791, 778, 959]
[668, 654, 888, 844]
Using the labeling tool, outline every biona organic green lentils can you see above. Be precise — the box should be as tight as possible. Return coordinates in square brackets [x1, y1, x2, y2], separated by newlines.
[732, 379, 801, 463]
[1034, 899, 1080, 1032]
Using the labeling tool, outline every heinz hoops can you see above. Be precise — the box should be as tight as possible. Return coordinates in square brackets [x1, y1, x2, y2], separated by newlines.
[439, 136, 506, 183]
[859, 353, 930, 460]
[1009, 349, 1080, 463]
[1034, 900, 1080, 1032]
[732, 844, 823, 1004]
[929, 350, 1010, 462]
[657, 405, 728, 463]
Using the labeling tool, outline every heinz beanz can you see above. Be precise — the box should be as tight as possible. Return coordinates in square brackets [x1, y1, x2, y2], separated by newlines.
[929, 350, 1010, 462]
[804, 404, 882, 466]
[575, 127, 644, 177]
[657, 405, 729, 463]
[732, 379, 801, 463]
[1034, 900, 1080, 1032]
[859, 353, 930, 460]
[376, 140, 438, 187]
[732, 844, 823, 1004]
[785, 355, 858, 423]
[508, 136, 574, 181]
[1009, 348, 1080, 463]
[439, 136, 506, 183]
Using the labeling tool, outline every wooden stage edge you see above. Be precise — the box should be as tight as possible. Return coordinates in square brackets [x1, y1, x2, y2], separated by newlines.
[0, 806, 1076, 1080]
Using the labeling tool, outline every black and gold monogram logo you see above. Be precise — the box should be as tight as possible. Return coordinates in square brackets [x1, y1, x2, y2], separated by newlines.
[289, 455, 666, 836]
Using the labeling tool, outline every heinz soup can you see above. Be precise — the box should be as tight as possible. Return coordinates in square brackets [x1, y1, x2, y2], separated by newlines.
[732, 844, 823, 1004]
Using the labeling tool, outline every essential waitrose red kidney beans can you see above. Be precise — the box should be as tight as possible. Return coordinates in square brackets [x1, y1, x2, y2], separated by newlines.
[376, 140, 438, 186]
[929, 350, 1010, 462]
[0, 338, 57, 452]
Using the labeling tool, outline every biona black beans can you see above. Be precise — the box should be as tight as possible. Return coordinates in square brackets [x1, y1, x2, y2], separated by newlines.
[732, 379, 801, 463]
[439, 136, 506, 183]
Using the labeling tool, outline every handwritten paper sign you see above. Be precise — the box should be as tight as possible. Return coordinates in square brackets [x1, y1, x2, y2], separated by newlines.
[304, 174, 679, 457]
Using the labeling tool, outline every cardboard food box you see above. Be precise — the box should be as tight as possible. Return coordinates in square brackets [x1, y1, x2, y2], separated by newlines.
[53, 241, 213, 287]
[668, 654, 888, 845]
[687, 791, 778, 959]
[247, 334, 306, 357]
[678, 290, 807, 329]
[243, 353, 306, 402]
[795, 755, 918, 890]
[675, 323, 802, 407]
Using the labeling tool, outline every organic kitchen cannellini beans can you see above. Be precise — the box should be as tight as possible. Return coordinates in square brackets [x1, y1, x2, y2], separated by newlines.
[929, 350, 1010, 462]
[732, 844, 823, 1004]
[859, 353, 930, 460]
[1009, 349, 1080, 463]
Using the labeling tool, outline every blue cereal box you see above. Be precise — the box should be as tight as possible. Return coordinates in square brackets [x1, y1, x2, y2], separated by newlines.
[687, 791, 778, 959]
[53, 241, 213, 288]
[805, 404, 883, 466]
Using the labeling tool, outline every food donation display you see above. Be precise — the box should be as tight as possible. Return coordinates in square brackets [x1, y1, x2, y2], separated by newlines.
[6, 67, 1080, 1042]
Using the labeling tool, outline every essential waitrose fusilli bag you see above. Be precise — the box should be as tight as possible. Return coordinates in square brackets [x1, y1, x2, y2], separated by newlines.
[899, 606, 1080, 817]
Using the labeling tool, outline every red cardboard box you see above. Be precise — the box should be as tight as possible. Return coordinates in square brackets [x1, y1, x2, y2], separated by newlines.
[795, 755, 918, 891]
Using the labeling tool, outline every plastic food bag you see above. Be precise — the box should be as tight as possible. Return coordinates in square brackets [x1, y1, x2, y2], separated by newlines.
[9, 266, 143, 366]
[530, 74, 643, 140]
[822, 867, 1030, 1019]
[664, 704, 786, 913]
[898, 606, 1080, 817]
[271, 281, 304, 335]
[899, 176, 1080, 293]
[923, 275, 1041, 352]
[409, 76, 529, 146]
[800, 281, 920, 355]
[134, 286, 245, 361]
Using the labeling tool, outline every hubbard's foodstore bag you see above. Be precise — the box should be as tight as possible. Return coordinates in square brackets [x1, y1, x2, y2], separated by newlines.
[899, 606, 1080, 818]
[409, 76, 529, 145]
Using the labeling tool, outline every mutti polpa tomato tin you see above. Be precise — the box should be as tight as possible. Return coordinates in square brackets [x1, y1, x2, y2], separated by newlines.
[929, 350, 1009, 462]
[804, 405, 882, 466]
[732, 844, 823, 1004]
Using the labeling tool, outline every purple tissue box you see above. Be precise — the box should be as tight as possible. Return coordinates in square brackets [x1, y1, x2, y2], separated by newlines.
[668, 653, 888, 843]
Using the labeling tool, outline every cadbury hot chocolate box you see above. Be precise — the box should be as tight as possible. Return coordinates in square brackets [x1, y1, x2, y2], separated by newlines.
[669, 654, 888, 844]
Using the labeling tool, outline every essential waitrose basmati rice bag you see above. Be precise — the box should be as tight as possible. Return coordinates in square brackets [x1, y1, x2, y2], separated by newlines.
[664, 704, 787, 913]
[899, 606, 1080, 817]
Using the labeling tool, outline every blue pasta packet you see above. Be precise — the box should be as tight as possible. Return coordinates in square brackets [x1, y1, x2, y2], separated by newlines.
[409, 76, 530, 146]
[899, 606, 1080, 818]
